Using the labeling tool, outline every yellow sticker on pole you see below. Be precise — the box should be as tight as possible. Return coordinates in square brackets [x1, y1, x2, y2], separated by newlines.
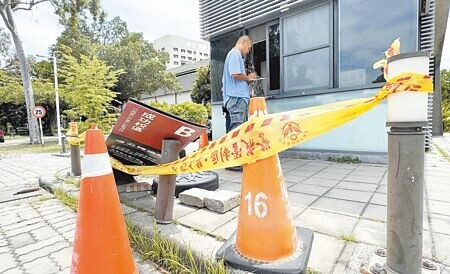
[109, 72, 432, 175]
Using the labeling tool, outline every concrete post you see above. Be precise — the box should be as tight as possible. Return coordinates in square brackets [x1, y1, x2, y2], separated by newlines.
[386, 123, 426, 274]
[154, 139, 180, 224]
[71, 144, 82, 176]
[384, 51, 430, 274]
[68, 122, 81, 176]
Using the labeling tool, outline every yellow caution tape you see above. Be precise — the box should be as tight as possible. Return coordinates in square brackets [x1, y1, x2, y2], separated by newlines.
[66, 131, 86, 146]
[110, 72, 432, 175]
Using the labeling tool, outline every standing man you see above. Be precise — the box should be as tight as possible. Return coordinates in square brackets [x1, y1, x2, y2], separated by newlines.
[222, 35, 257, 133]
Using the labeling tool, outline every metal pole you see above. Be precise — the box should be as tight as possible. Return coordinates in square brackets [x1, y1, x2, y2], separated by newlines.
[38, 118, 44, 146]
[154, 139, 180, 224]
[53, 56, 62, 147]
[386, 122, 425, 274]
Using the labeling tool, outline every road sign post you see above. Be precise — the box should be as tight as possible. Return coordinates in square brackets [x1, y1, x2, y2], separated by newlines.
[32, 106, 46, 145]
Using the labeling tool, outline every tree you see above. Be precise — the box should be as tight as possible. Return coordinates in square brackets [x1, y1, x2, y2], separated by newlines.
[0, 0, 46, 143]
[0, 26, 13, 68]
[191, 66, 211, 105]
[100, 32, 180, 101]
[58, 47, 122, 133]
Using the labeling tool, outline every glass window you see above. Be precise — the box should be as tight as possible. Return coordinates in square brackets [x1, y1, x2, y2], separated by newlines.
[181, 61, 187, 65]
[283, 6, 329, 54]
[181, 56, 186, 59]
[284, 48, 329, 90]
[339, 0, 417, 87]
[282, 4, 330, 91]
[199, 53, 203, 56]
[187, 50, 192, 54]
[268, 23, 280, 91]
[188, 57, 192, 60]
[174, 61, 179, 65]
[181, 49, 186, 53]
[204, 53, 209, 57]
[193, 51, 196, 54]
[161, 47, 165, 51]
[173, 54, 178, 58]
[173, 47, 178, 51]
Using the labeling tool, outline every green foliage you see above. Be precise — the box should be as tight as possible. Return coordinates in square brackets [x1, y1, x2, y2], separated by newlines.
[58, 47, 122, 133]
[441, 70, 450, 132]
[191, 66, 211, 104]
[339, 234, 359, 243]
[150, 101, 208, 124]
[100, 32, 181, 101]
[327, 155, 361, 164]
[126, 221, 227, 274]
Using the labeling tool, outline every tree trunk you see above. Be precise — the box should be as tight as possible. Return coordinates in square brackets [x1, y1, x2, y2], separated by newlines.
[1, 3, 41, 144]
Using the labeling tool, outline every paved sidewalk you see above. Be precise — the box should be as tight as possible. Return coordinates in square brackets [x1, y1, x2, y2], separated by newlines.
[1, 134, 450, 273]
[0, 153, 162, 274]
[117, 135, 450, 273]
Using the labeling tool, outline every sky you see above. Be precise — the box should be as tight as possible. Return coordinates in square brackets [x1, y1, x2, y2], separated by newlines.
[1, 0, 450, 70]
[1, 0, 201, 57]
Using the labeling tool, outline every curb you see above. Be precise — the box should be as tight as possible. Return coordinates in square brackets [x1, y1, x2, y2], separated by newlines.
[39, 175, 231, 273]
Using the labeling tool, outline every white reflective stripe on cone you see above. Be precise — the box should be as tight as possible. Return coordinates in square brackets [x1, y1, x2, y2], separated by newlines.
[82, 152, 113, 178]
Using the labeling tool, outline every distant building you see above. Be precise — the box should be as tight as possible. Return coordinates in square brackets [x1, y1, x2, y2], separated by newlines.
[141, 59, 210, 104]
[153, 35, 210, 69]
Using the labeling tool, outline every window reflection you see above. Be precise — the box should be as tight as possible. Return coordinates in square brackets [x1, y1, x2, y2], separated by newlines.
[339, 0, 417, 87]
[284, 48, 329, 90]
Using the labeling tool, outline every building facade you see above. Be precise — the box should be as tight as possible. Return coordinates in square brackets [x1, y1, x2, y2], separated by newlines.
[141, 59, 210, 104]
[153, 35, 210, 69]
[200, 0, 449, 161]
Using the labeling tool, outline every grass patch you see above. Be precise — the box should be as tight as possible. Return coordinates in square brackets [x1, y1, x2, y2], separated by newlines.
[53, 188, 225, 273]
[126, 220, 227, 274]
[306, 268, 321, 274]
[64, 177, 80, 187]
[327, 155, 361, 164]
[338, 234, 359, 244]
[0, 142, 62, 154]
[53, 188, 79, 211]
[435, 144, 450, 162]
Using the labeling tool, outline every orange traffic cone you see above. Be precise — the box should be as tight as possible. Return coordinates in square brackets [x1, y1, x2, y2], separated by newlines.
[71, 128, 138, 274]
[199, 120, 209, 149]
[216, 97, 313, 273]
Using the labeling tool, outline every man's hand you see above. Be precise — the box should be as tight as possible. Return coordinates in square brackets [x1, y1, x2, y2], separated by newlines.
[247, 72, 257, 81]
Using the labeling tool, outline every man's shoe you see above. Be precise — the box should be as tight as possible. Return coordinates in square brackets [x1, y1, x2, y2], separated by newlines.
[225, 166, 243, 171]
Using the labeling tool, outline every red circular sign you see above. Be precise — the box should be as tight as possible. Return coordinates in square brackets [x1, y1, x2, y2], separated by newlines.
[32, 106, 46, 118]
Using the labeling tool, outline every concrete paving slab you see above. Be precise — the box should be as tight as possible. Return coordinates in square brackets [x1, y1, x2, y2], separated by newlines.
[370, 193, 387, 206]
[284, 169, 318, 178]
[349, 170, 386, 178]
[336, 181, 378, 192]
[311, 172, 348, 181]
[329, 163, 359, 170]
[218, 181, 242, 192]
[353, 219, 386, 246]
[294, 208, 358, 236]
[345, 174, 382, 184]
[434, 232, 450, 263]
[362, 204, 386, 222]
[302, 177, 340, 188]
[288, 183, 331, 196]
[173, 200, 198, 219]
[430, 213, 450, 235]
[311, 197, 366, 217]
[428, 200, 450, 217]
[211, 217, 238, 239]
[287, 192, 319, 207]
[376, 185, 387, 194]
[177, 208, 237, 233]
[325, 188, 373, 203]
[283, 175, 309, 184]
[427, 190, 450, 202]
[354, 165, 387, 172]
[307, 233, 345, 273]
[320, 167, 353, 174]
